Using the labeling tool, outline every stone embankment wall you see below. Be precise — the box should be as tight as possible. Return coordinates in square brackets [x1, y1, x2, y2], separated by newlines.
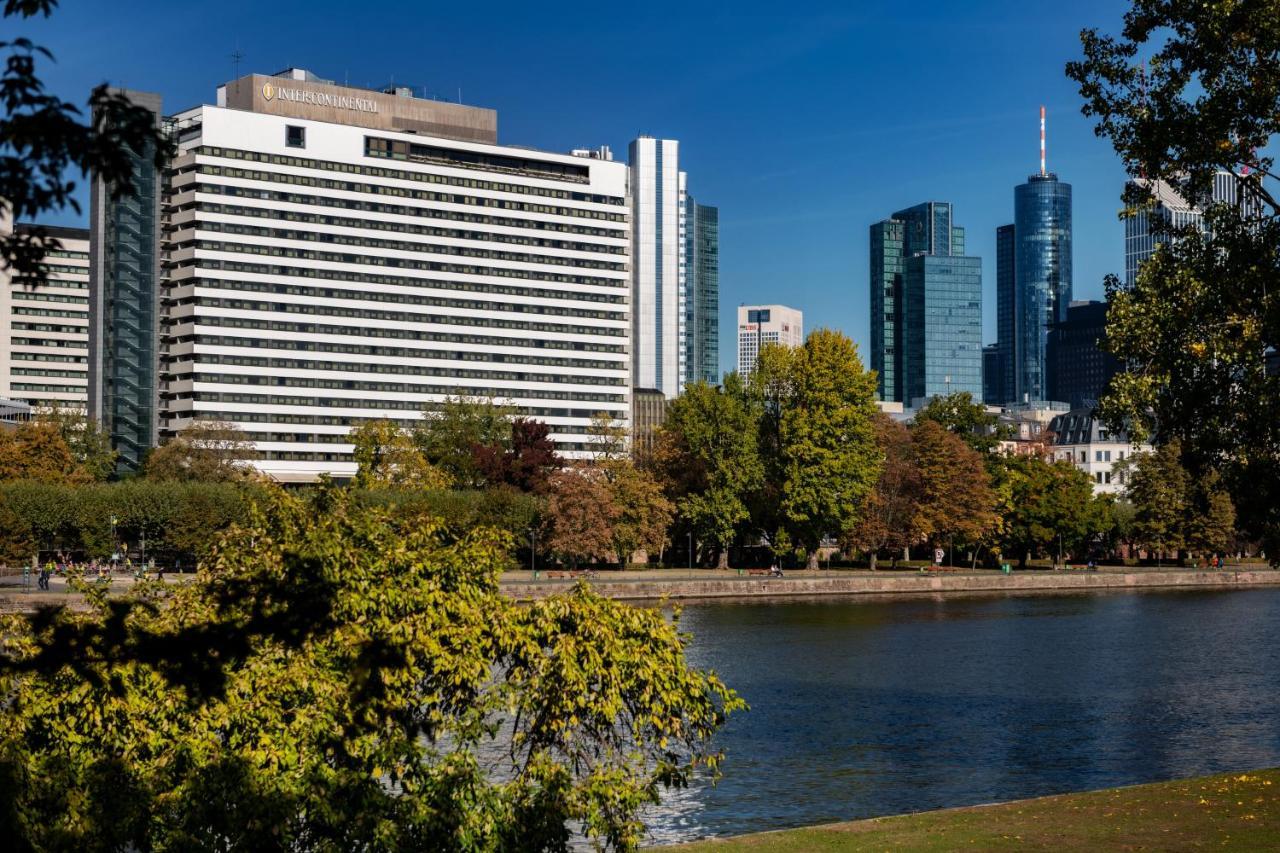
[501, 569, 1280, 602]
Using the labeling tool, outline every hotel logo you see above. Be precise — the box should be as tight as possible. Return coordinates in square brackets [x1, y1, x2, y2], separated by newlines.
[259, 80, 377, 113]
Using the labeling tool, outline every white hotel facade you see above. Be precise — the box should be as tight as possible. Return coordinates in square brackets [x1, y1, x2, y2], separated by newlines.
[158, 69, 630, 481]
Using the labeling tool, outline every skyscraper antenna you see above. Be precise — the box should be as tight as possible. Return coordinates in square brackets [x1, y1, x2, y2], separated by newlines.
[1040, 105, 1046, 176]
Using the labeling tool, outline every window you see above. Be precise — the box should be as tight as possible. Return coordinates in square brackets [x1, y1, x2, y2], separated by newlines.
[1096, 472, 1103, 483]
[286, 126, 306, 149]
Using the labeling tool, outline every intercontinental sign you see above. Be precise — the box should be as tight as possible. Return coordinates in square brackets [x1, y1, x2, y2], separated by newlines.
[261, 81, 379, 114]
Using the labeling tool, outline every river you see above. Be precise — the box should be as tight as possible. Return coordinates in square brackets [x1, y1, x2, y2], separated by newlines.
[641, 587, 1280, 845]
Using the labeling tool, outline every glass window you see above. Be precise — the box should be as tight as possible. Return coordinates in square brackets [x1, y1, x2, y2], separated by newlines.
[286, 126, 306, 148]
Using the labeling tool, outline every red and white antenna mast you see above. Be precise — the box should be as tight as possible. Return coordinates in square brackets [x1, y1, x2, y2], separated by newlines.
[1040, 105, 1046, 176]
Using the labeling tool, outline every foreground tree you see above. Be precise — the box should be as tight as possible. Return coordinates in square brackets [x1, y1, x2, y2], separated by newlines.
[756, 330, 881, 569]
[0, 488, 742, 851]
[1067, 0, 1280, 556]
[655, 375, 762, 568]
[144, 420, 258, 483]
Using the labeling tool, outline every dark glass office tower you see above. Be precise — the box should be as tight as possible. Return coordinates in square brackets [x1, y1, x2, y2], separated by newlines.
[89, 89, 165, 472]
[1011, 172, 1072, 403]
[993, 223, 1016, 405]
[684, 198, 719, 385]
[1047, 300, 1122, 409]
[870, 202, 982, 404]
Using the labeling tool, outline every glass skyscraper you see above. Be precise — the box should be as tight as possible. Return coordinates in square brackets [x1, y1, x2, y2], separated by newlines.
[870, 202, 982, 404]
[89, 89, 165, 472]
[684, 197, 719, 386]
[998, 172, 1072, 405]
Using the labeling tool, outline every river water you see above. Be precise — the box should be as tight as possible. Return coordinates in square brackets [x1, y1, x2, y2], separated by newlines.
[641, 587, 1280, 845]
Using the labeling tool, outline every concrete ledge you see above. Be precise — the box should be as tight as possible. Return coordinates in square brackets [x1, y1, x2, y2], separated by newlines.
[500, 569, 1280, 602]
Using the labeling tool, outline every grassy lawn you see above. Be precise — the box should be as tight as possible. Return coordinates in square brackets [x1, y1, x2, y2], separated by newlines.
[669, 768, 1280, 851]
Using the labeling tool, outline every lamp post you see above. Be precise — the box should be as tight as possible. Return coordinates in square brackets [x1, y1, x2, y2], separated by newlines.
[528, 527, 537, 576]
[688, 531, 693, 570]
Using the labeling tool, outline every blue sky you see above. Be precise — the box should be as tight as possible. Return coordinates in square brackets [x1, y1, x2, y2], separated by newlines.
[25, 0, 1135, 371]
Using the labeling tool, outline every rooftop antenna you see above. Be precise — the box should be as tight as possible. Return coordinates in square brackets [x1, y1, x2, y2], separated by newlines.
[231, 46, 245, 77]
[1040, 105, 1046, 176]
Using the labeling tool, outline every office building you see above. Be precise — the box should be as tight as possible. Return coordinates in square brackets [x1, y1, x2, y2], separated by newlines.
[630, 387, 668, 458]
[1047, 300, 1123, 410]
[870, 201, 982, 405]
[89, 88, 165, 471]
[991, 223, 1016, 405]
[684, 197, 719, 386]
[1124, 171, 1257, 286]
[144, 68, 630, 482]
[1, 221, 91, 410]
[737, 304, 802, 377]
[982, 343, 1002, 408]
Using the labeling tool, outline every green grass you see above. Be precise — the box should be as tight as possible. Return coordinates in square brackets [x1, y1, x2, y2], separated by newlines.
[669, 768, 1280, 851]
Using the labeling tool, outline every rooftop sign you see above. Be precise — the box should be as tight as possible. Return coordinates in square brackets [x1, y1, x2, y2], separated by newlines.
[261, 81, 378, 114]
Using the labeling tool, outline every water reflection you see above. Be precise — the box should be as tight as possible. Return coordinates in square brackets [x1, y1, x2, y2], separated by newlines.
[643, 588, 1280, 845]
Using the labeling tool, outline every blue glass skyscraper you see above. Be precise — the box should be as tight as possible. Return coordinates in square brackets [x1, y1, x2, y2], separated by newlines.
[870, 202, 982, 404]
[997, 171, 1072, 405]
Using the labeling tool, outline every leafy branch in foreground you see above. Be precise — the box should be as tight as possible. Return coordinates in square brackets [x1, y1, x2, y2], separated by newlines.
[0, 487, 742, 851]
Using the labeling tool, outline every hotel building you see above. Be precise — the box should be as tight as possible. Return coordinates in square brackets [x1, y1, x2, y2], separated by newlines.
[737, 304, 803, 377]
[145, 68, 630, 482]
[0, 220, 91, 410]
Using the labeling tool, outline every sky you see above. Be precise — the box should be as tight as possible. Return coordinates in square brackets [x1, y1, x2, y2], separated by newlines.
[23, 0, 1138, 372]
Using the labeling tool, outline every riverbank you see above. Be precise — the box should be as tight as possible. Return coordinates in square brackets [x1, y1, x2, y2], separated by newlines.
[501, 565, 1280, 602]
[668, 767, 1280, 850]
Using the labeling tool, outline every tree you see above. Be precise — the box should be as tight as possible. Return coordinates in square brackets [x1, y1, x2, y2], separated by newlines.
[0, 487, 742, 850]
[1067, 0, 1280, 558]
[350, 419, 450, 490]
[543, 468, 617, 567]
[844, 415, 923, 570]
[0, 495, 33, 567]
[0, 419, 90, 483]
[1184, 469, 1237, 560]
[1000, 455, 1099, 568]
[414, 396, 515, 488]
[473, 417, 561, 493]
[755, 330, 882, 569]
[1126, 442, 1190, 565]
[34, 408, 116, 480]
[608, 464, 674, 565]
[1, 1, 172, 287]
[912, 419, 996, 565]
[586, 411, 629, 471]
[913, 392, 1008, 454]
[655, 375, 763, 568]
[144, 421, 257, 483]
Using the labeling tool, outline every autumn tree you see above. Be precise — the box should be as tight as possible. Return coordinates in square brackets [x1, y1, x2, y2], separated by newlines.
[474, 417, 561, 493]
[1067, 0, 1280, 558]
[350, 419, 450, 490]
[913, 392, 1008, 454]
[35, 408, 116, 480]
[608, 463, 674, 565]
[414, 396, 515, 488]
[0, 419, 90, 483]
[655, 375, 762, 568]
[0, 487, 742, 850]
[144, 420, 257, 483]
[543, 468, 617, 568]
[912, 419, 996, 566]
[844, 415, 923, 569]
[754, 330, 881, 569]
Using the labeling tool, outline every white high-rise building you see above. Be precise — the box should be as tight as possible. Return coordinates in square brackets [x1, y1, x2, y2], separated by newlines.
[155, 68, 630, 482]
[1124, 171, 1258, 286]
[0, 220, 91, 410]
[628, 137, 683, 398]
[737, 304, 803, 377]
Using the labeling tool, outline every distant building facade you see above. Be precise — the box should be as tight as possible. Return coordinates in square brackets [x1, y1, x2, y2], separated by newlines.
[982, 343, 1002, 407]
[1, 221, 90, 410]
[737, 304, 803, 377]
[1047, 300, 1123, 410]
[1049, 408, 1148, 496]
[630, 387, 668, 458]
[991, 223, 1016, 405]
[870, 201, 982, 404]
[684, 198, 719, 385]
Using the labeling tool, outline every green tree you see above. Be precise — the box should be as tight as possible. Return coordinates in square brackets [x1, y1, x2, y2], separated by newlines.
[1000, 455, 1099, 568]
[350, 419, 450, 490]
[0, 488, 742, 851]
[608, 463, 674, 565]
[912, 419, 996, 565]
[1126, 442, 1190, 565]
[35, 408, 116, 480]
[1184, 469, 1237, 560]
[414, 396, 515, 488]
[144, 421, 257, 483]
[1, 1, 172, 286]
[913, 392, 1008, 454]
[756, 330, 881, 569]
[1067, 0, 1280, 558]
[0, 495, 34, 567]
[844, 415, 923, 570]
[656, 375, 762, 568]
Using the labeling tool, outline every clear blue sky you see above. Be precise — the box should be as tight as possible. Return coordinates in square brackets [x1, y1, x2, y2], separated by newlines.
[26, 0, 1135, 371]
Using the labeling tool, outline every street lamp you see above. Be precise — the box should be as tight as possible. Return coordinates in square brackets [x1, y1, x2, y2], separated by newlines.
[688, 531, 693, 570]
[528, 527, 537, 576]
